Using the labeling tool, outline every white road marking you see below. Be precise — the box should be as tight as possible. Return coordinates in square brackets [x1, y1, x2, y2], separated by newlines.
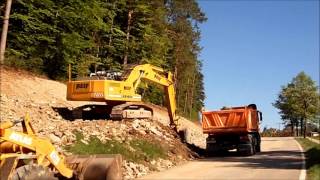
[294, 139, 306, 180]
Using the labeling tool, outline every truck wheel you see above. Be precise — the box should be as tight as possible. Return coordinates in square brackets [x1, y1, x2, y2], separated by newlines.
[256, 143, 261, 152]
[238, 144, 254, 156]
[255, 134, 261, 153]
[251, 135, 256, 155]
[11, 165, 57, 180]
[243, 135, 255, 156]
[206, 143, 219, 156]
[248, 145, 254, 156]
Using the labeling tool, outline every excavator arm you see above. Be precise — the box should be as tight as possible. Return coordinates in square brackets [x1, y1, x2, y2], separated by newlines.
[124, 64, 177, 126]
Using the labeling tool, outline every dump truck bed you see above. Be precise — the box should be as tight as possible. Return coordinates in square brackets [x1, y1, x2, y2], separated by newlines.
[202, 105, 259, 135]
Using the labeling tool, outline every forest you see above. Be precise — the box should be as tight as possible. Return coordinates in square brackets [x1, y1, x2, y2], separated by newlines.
[1, 0, 207, 119]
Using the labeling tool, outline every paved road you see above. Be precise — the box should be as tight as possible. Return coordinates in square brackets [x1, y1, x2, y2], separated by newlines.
[140, 137, 305, 180]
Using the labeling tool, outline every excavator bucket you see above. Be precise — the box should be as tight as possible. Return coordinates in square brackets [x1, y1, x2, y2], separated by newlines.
[66, 154, 122, 180]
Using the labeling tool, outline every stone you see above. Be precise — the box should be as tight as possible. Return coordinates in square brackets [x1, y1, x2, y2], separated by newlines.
[49, 134, 61, 144]
[80, 139, 89, 145]
[54, 131, 63, 138]
[149, 126, 162, 136]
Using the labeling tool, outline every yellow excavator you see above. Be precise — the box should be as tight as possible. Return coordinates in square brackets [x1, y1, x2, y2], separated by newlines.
[0, 114, 122, 180]
[67, 64, 178, 128]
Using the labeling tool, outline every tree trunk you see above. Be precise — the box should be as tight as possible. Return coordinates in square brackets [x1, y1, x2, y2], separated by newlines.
[303, 118, 307, 138]
[189, 70, 196, 119]
[303, 102, 308, 138]
[174, 65, 179, 110]
[108, 3, 115, 46]
[290, 120, 294, 136]
[183, 77, 190, 114]
[108, 17, 114, 46]
[0, 0, 13, 64]
[296, 122, 299, 136]
[123, 10, 133, 67]
[300, 118, 303, 137]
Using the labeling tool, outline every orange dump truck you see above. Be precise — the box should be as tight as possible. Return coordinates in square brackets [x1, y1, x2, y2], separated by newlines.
[202, 104, 262, 155]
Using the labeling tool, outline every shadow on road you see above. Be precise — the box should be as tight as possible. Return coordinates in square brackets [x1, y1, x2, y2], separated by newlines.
[260, 139, 283, 141]
[198, 150, 303, 170]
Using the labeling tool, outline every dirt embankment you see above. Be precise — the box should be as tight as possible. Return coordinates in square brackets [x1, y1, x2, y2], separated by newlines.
[0, 66, 206, 179]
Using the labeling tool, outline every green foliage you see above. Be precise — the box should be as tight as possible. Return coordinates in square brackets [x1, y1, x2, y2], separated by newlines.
[140, 84, 165, 106]
[6, 0, 206, 119]
[66, 131, 167, 163]
[130, 139, 167, 160]
[295, 138, 320, 180]
[273, 72, 320, 137]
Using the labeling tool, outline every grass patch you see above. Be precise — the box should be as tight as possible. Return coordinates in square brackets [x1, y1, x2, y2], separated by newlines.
[295, 138, 320, 180]
[310, 136, 320, 141]
[64, 131, 167, 163]
[130, 139, 167, 160]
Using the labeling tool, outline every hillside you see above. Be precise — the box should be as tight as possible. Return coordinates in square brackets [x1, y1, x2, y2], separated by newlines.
[0, 65, 205, 179]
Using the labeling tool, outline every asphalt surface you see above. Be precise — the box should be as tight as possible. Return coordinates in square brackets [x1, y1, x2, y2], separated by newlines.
[140, 137, 305, 180]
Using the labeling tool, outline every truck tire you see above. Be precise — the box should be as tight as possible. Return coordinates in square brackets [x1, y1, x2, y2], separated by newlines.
[238, 144, 254, 156]
[238, 135, 255, 156]
[250, 134, 256, 155]
[255, 134, 261, 153]
[11, 165, 57, 180]
[206, 143, 219, 156]
[256, 144, 261, 152]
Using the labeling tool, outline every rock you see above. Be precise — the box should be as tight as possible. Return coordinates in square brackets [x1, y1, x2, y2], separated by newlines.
[49, 134, 61, 144]
[1, 94, 8, 102]
[128, 162, 136, 171]
[149, 126, 162, 136]
[61, 136, 68, 145]
[138, 130, 147, 135]
[80, 139, 89, 145]
[54, 131, 63, 138]
[120, 124, 127, 130]
[111, 128, 117, 135]
[132, 120, 140, 130]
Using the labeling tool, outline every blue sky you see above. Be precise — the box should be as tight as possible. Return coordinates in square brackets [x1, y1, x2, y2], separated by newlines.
[198, 0, 319, 129]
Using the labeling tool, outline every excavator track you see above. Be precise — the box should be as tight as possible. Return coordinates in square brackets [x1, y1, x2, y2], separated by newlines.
[110, 102, 154, 120]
